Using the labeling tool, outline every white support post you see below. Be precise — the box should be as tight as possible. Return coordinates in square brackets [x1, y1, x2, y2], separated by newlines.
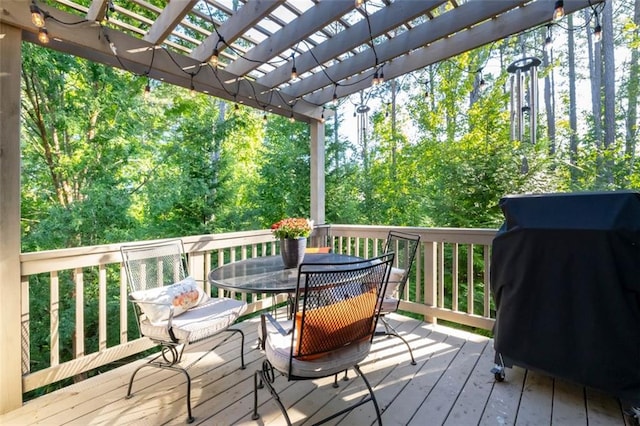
[310, 120, 325, 225]
[0, 23, 24, 413]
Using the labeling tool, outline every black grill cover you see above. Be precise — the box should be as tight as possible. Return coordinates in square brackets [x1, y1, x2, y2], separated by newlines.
[491, 191, 640, 403]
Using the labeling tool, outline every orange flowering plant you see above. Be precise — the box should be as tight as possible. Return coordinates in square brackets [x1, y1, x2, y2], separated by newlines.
[271, 218, 314, 239]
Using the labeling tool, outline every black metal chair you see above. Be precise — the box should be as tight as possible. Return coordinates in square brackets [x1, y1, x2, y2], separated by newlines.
[121, 239, 247, 423]
[252, 253, 394, 426]
[305, 223, 332, 253]
[378, 230, 421, 365]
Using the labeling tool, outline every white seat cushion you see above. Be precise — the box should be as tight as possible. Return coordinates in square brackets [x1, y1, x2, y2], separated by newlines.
[263, 322, 371, 378]
[141, 297, 246, 344]
[384, 267, 406, 298]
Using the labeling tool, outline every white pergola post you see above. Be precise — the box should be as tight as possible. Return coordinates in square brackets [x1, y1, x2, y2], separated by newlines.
[309, 120, 325, 225]
[0, 23, 24, 413]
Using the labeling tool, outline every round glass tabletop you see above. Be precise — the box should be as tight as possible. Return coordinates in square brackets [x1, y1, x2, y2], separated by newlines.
[208, 253, 362, 294]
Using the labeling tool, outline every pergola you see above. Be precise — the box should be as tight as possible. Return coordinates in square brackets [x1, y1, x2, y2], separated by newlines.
[0, 0, 602, 414]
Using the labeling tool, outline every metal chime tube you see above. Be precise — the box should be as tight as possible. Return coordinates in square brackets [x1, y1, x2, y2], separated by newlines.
[510, 74, 516, 141]
[529, 64, 539, 145]
[516, 69, 524, 142]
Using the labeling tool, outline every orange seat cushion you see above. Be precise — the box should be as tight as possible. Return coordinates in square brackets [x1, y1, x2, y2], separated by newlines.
[294, 291, 376, 359]
[304, 247, 331, 253]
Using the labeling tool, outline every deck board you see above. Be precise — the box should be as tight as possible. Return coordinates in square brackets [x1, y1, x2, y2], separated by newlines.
[0, 312, 631, 426]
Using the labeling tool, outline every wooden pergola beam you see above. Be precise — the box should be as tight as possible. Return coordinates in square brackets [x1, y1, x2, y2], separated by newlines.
[287, 0, 528, 101]
[190, 0, 286, 63]
[256, 0, 447, 90]
[301, 0, 604, 105]
[0, 1, 323, 122]
[143, 0, 198, 45]
[223, 0, 354, 76]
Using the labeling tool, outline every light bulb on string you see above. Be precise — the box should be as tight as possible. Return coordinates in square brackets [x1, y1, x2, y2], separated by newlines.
[593, 13, 602, 43]
[594, 24, 602, 42]
[263, 113, 268, 123]
[38, 27, 50, 44]
[355, 0, 364, 8]
[289, 113, 295, 123]
[379, 69, 384, 84]
[553, 0, 564, 21]
[291, 66, 297, 81]
[143, 80, 151, 100]
[210, 48, 219, 67]
[30, 2, 46, 28]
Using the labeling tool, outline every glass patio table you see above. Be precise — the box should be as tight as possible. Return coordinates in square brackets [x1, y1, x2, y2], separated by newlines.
[208, 253, 363, 294]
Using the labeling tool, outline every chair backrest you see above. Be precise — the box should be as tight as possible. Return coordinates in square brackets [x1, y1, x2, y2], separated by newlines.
[290, 253, 394, 362]
[383, 231, 421, 305]
[121, 239, 188, 293]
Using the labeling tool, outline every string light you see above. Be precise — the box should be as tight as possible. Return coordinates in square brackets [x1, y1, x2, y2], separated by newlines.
[320, 108, 325, 123]
[355, 0, 364, 7]
[289, 112, 295, 123]
[424, 81, 430, 99]
[108, 40, 117, 55]
[290, 54, 298, 81]
[143, 79, 151, 100]
[189, 74, 195, 97]
[30, 1, 45, 27]
[332, 84, 338, 106]
[210, 48, 219, 67]
[593, 23, 602, 42]
[553, 0, 564, 21]
[372, 71, 379, 85]
[37, 27, 50, 44]
[593, 12, 602, 43]
[378, 68, 384, 84]
[478, 70, 486, 89]
[263, 112, 268, 123]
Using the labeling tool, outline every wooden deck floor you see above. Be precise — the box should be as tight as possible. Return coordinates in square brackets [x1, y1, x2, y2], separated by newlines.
[0, 312, 633, 426]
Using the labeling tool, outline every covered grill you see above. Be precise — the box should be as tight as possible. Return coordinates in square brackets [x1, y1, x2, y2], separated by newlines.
[490, 191, 640, 409]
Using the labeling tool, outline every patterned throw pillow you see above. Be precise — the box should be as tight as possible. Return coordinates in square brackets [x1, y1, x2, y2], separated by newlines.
[130, 276, 209, 324]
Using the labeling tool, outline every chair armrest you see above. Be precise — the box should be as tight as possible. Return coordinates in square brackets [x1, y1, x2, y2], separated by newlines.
[261, 313, 290, 336]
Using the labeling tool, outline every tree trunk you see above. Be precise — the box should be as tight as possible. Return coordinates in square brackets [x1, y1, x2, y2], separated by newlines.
[601, 0, 616, 185]
[567, 15, 579, 184]
[586, 9, 603, 145]
[625, 0, 640, 171]
[542, 29, 556, 155]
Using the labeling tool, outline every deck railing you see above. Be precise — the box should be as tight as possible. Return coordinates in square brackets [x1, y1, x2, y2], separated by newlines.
[17, 225, 496, 399]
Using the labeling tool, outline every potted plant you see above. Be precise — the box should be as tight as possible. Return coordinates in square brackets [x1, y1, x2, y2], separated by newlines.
[271, 218, 314, 268]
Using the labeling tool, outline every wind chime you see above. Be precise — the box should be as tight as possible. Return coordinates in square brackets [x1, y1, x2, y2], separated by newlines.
[507, 57, 541, 145]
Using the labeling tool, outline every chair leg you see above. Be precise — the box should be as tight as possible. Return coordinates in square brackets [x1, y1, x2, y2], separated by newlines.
[312, 365, 381, 426]
[253, 360, 292, 425]
[226, 328, 246, 369]
[378, 316, 417, 365]
[354, 364, 382, 426]
[126, 361, 195, 423]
